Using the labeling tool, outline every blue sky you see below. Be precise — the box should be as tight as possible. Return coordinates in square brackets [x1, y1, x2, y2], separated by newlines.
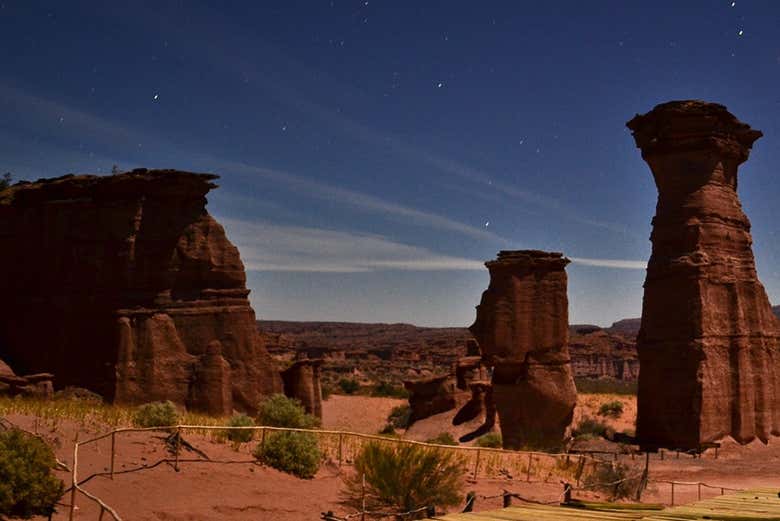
[2, 1, 780, 326]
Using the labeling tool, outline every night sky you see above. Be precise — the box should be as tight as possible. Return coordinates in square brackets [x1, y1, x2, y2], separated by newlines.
[2, 1, 780, 327]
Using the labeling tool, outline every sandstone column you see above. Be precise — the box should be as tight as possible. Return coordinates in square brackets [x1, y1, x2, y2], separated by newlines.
[281, 359, 323, 419]
[470, 250, 576, 450]
[627, 100, 780, 449]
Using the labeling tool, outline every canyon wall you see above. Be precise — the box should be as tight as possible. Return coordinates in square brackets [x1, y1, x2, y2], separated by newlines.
[0, 170, 281, 414]
[628, 101, 780, 449]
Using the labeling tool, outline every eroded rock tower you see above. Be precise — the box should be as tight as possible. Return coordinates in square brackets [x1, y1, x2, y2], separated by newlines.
[628, 101, 780, 449]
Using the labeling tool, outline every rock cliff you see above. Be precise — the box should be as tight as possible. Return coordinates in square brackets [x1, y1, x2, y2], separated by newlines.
[470, 250, 577, 450]
[628, 101, 780, 449]
[0, 169, 281, 414]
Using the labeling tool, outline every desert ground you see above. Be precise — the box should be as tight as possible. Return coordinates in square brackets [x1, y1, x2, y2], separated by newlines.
[1, 393, 776, 521]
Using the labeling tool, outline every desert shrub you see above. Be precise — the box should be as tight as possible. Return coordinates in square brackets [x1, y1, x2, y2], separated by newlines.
[225, 413, 255, 443]
[425, 432, 458, 446]
[344, 442, 464, 513]
[321, 384, 333, 400]
[371, 381, 409, 399]
[133, 400, 179, 428]
[338, 378, 360, 395]
[257, 394, 320, 429]
[254, 431, 320, 478]
[387, 404, 411, 429]
[475, 432, 502, 448]
[575, 377, 637, 395]
[0, 429, 63, 518]
[378, 424, 397, 436]
[583, 461, 643, 500]
[598, 400, 624, 418]
[573, 417, 608, 440]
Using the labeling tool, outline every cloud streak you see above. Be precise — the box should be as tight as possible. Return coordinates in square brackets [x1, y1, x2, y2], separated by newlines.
[218, 217, 486, 272]
[569, 257, 647, 269]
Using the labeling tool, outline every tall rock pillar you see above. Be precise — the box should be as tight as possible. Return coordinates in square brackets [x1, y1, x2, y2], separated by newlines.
[628, 100, 780, 449]
[470, 250, 576, 450]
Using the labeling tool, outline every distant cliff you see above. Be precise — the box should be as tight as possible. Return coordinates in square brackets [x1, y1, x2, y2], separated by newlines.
[259, 319, 640, 388]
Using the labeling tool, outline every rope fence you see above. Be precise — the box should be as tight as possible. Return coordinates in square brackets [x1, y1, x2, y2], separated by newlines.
[60, 424, 734, 520]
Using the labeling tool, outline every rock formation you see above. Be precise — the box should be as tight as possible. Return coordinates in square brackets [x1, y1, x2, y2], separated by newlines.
[470, 250, 577, 450]
[0, 170, 282, 414]
[0, 358, 53, 399]
[281, 359, 323, 419]
[628, 101, 780, 449]
[404, 375, 460, 424]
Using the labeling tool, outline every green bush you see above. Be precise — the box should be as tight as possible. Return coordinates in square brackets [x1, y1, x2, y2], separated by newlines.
[371, 381, 409, 399]
[426, 432, 458, 446]
[257, 394, 320, 429]
[321, 384, 333, 401]
[338, 378, 360, 395]
[378, 424, 397, 436]
[598, 400, 624, 418]
[573, 417, 608, 440]
[225, 413, 255, 443]
[345, 442, 464, 513]
[583, 461, 643, 500]
[254, 431, 320, 479]
[387, 404, 411, 429]
[475, 432, 502, 448]
[133, 400, 179, 428]
[0, 429, 63, 518]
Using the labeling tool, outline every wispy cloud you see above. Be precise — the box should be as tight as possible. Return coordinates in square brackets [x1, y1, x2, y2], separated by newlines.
[569, 257, 647, 269]
[218, 217, 486, 272]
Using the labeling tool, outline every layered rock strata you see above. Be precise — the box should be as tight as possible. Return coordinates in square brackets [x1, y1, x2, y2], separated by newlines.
[628, 101, 780, 449]
[0, 170, 281, 414]
[470, 250, 577, 449]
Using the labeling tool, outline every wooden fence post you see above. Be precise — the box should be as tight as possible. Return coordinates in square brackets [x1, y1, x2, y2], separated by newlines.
[473, 449, 481, 481]
[174, 427, 181, 472]
[110, 431, 116, 480]
[503, 490, 512, 508]
[671, 482, 675, 506]
[338, 433, 343, 467]
[69, 433, 79, 521]
[361, 473, 366, 521]
[526, 452, 532, 482]
[698, 482, 702, 500]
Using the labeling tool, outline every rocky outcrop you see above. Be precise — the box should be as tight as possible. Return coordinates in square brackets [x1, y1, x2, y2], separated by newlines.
[282, 359, 323, 419]
[0, 170, 282, 414]
[470, 250, 577, 450]
[628, 101, 780, 449]
[404, 375, 460, 424]
[0, 359, 53, 399]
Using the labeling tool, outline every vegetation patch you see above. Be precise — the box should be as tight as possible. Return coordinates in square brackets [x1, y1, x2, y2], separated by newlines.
[254, 431, 321, 479]
[598, 400, 625, 418]
[344, 441, 464, 514]
[425, 432, 458, 446]
[225, 413, 255, 443]
[133, 401, 180, 428]
[337, 378, 360, 395]
[370, 381, 409, 399]
[257, 394, 320, 429]
[475, 432, 502, 448]
[0, 429, 63, 519]
[387, 404, 411, 429]
[573, 417, 608, 440]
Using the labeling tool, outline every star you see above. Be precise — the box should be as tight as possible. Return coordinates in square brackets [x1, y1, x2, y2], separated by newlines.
[484, 221, 490, 227]
[437, 82, 443, 88]
[738, 29, 744, 36]
[153, 94, 159, 100]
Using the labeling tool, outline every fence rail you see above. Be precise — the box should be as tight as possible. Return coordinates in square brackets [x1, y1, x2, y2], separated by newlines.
[65, 424, 731, 520]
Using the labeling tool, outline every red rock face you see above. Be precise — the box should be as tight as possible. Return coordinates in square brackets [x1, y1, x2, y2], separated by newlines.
[470, 250, 577, 450]
[281, 359, 323, 419]
[628, 101, 780, 449]
[0, 170, 281, 414]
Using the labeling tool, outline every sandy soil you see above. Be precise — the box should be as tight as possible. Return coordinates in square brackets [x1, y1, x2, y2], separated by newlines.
[7, 394, 780, 520]
[321, 395, 406, 434]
